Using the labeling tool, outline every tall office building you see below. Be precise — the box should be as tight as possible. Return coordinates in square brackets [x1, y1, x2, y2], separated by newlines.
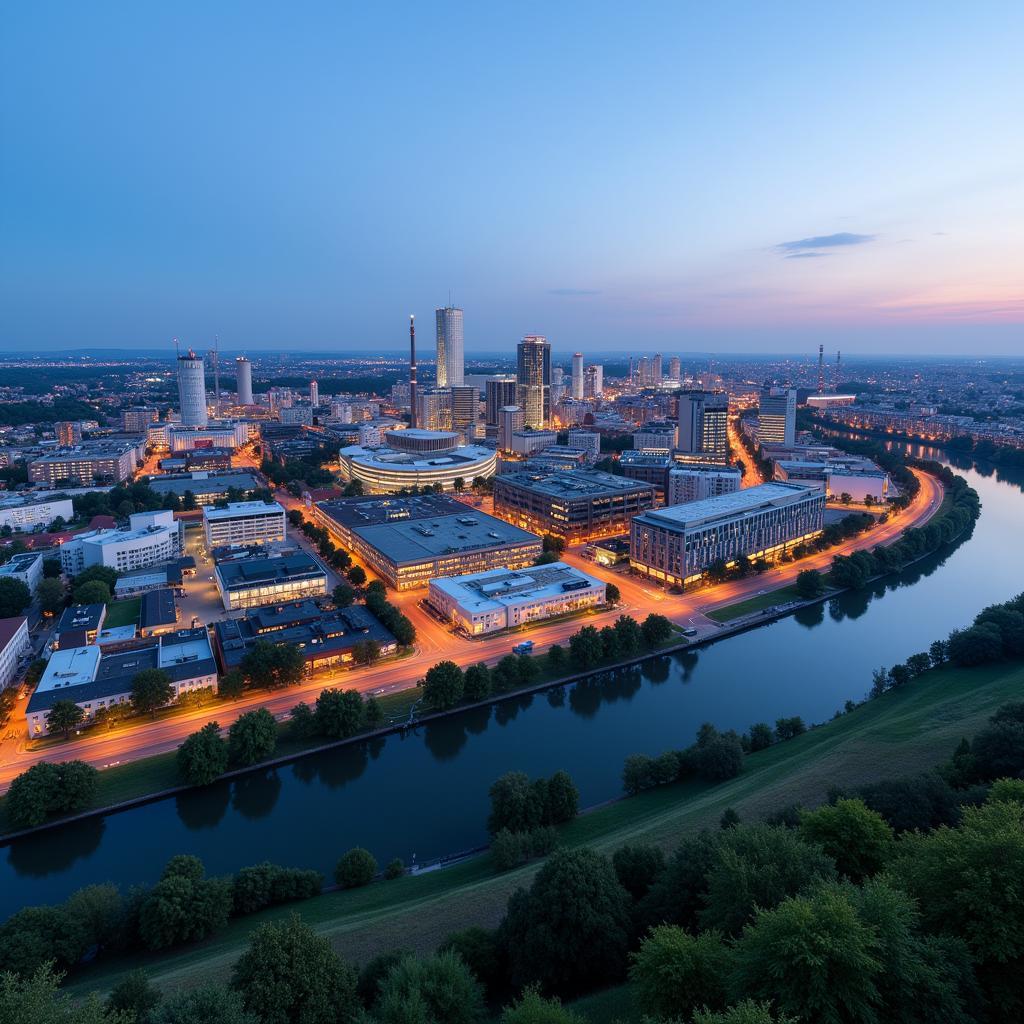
[177, 349, 208, 427]
[416, 388, 452, 432]
[653, 354, 663, 385]
[485, 376, 517, 426]
[310, 380, 319, 408]
[235, 357, 253, 405]
[450, 385, 478, 441]
[435, 306, 464, 387]
[571, 352, 584, 399]
[668, 356, 681, 383]
[676, 391, 728, 464]
[498, 405, 524, 450]
[516, 335, 551, 428]
[585, 364, 604, 398]
[637, 356, 651, 386]
[758, 387, 797, 446]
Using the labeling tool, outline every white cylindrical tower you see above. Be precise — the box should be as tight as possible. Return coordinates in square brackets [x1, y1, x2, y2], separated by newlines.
[235, 356, 253, 405]
[571, 352, 584, 399]
[177, 349, 208, 427]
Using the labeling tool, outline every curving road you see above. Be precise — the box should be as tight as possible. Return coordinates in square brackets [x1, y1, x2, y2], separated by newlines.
[0, 469, 943, 791]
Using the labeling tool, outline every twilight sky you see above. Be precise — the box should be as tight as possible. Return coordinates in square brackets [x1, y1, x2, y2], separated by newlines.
[1, 2, 1022, 355]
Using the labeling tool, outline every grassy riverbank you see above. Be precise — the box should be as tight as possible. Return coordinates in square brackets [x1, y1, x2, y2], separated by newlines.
[66, 656, 1024, 999]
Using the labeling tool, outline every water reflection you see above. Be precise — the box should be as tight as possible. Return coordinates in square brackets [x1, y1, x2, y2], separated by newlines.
[232, 769, 282, 820]
[641, 657, 671, 684]
[177, 783, 231, 830]
[6, 816, 105, 878]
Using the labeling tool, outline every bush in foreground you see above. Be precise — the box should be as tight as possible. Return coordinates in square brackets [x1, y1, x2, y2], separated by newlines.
[335, 847, 377, 889]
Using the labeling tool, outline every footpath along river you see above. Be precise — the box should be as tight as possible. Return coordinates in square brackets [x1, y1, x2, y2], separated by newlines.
[1, 449, 1021, 919]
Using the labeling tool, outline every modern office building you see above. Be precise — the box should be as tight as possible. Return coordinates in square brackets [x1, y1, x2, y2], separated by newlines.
[313, 493, 542, 591]
[177, 349, 208, 427]
[122, 406, 160, 432]
[498, 406, 525, 451]
[416, 388, 452, 432]
[508, 429, 558, 456]
[450, 385, 478, 440]
[0, 617, 31, 692]
[584, 364, 604, 398]
[633, 423, 677, 454]
[280, 406, 314, 426]
[758, 387, 797, 447]
[310, 380, 319, 408]
[571, 352, 585, 399]
[168, 422, 249, 451]
[566, 429, 601, 462]
[516, 335, 551, 428]
[0, 551, 44, 594]
[653, 353, 663, 385]
[485, 376, 518, 426]
[667, 465, 742, 506]
[668, 356, 681, 383]
[435, 306, 465, 387]
[773, 460, 890, 502]
[55, 421, 83, 446]
[428, 562, 606, 636]
[203, 500, 287, 547]
[630, 482, 825, 587]
[60, 510, 182, 575]
[214, 600, 397, 675]
[0, 495, 74, 533]
[676, 391, 728, 464]
[214, 549, 328, 610]
[618, 451, 674, 495]
[235, 356, 254, 405]
[28, 440, 140, 486]
[53, 603, 108, 649]
[493, 469, 656, 544]
[147, 471, 260, 507]
[25, 628, 217, 737]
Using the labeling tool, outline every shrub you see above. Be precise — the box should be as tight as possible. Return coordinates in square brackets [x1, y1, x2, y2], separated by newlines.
[630, 925, 732, 1019]
[335, 847, 378, 888]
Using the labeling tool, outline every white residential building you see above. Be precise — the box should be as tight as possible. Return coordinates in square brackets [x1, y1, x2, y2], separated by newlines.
[0, 617, 31, 692]
[428, 562, 606, 635]
[0, 496, 75, 533]
[567, 429, 601, 462]
[203, 501, 287, 547]
[60, 510, 182, 575]
[0, 552, 45, 594]
[667, 465, 742, 506]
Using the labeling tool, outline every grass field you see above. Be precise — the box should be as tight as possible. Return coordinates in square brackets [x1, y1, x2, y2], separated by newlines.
[103, 598, 141, 628]
[64, 656, 1024, 1002]
[705, 584, 805, 622]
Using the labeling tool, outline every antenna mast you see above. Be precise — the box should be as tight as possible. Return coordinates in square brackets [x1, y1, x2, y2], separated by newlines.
[213, 336, 221, 419]
[409, 315, 418, 429]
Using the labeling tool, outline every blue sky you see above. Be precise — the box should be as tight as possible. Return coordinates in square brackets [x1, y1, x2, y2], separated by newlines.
[1, 2, 1022, 355]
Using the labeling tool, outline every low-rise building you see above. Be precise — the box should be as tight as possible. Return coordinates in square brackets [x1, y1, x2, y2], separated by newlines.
[0, 551, 44, 594]
[114, 557, 195, 598]
[773, 460, 890, 503]
[59, 510, 181, 576]
[313, 493, 541, 591]
[0, 617, 31, 691]
[0, 495, 75, 533]
[53, 603, 107, 649]
[25, 628, 217, 736]
[214, 549, 328, 610]
[147, 471, 260, 507]
[566, 429, 601, 462]
[28, 440, 141, 487]
[630, 482, 825, 587]
[493, 469, 656, 544]
[213, 600, 397, 675]
[667, 465, 742, 506]
[428, 562, 606, 635]
[203, 501, 287, 548]
[618, 451, 674, 495]
[139, 588, 179, 636]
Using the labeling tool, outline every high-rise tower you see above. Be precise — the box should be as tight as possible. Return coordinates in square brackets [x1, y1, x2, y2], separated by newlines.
[435, 306, 464, 387]
[571, 352, 584, 399]
[817, 344, 825, 394]
[177, 347, 208, 427]
[516, 335, 551, 428]
[310, 380, 319, 408]
[235, 356, 253, 406]
[409, 315, 418, 429]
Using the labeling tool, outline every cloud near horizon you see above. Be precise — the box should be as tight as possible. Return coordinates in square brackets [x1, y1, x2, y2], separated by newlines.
[775, 231, 876, 256]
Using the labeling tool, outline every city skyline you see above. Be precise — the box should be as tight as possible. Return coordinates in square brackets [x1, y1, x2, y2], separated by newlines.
[1, 4, 1022, 356]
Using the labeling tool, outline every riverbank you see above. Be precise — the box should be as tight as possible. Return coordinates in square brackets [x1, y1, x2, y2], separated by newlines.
[63, 654, 1024, 998]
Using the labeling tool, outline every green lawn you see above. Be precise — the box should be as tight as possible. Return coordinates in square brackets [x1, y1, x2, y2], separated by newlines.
[103, 598, 141, 628]
[64, 657, 1024, 1000]
[706, 584, 805, 622]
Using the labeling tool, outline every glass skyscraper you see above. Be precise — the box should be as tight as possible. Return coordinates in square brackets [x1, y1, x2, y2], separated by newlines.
[435, 306, 464, 388]
[516, 335, 551, 428]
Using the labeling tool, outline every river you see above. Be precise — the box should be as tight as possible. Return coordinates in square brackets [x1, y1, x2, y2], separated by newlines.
[2, 449, 1022, 919]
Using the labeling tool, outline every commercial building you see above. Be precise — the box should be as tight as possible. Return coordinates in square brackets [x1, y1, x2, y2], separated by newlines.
[0, 495, 74, 533]
[758, 388, 797, 447]
[435, 306, 465, 387]
[667, 465, 742, 506]
[168, 422, 249, 451]
[630, 482, 825, 587]
[485, 376, 518, 426]
[55, 421, 83, 446]
[773, 460, 890, 503]
[584, 364, 603, 398]
[122, 407, 160, 432]
[25, 628, 217, 736]
[235, 356, 254, 405]
[633, 423, 677, 455]
[280, 406, 314, 426]
[139, 588, 179, 636]
[147, 471, 260, 507]
[214, 549, 328, 610]
[53, 604, 107, 649]
[60, 510, 182, 575]
[0, 617, 31, 692]
[416, 388, 452, 432]
[567, 429, 600, 462]
[508, 429, 557, 456]
[493, 469, 656, 544]
[158, 447, 233, 473]
[0, 551, 44, 595]
[449, 385, 478, 441]
[28, 440, 140, 486]
[618, 451, 674, 495]
[203, 501, 287, 547]
[498, 406, 524, 451]
[313, 493, 542, 591]
[114, 557, 195, 598]
[571, 353, 584, 399]
[177, 349, 208, 427]
[676, 391, 728, 464]
[213, 600, 397, 675]
[428, 561, 606, 635]
[516, 335, 551, 428]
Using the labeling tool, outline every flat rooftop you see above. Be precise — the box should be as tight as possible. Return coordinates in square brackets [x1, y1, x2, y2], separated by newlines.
[56, 603, 106, 635]
[341, 443, 494, 468]
[215, 552, 325, 589]
[0, 551, 43, 572]
[36, 645, 102, 693]
[495, 469, 654, 499]
[148, 472, 259, 495]
[430, 562, 603, 612]
[141, 588, 177, 629]
[203, 500, 284, 521]
[636, 482, 821, 530]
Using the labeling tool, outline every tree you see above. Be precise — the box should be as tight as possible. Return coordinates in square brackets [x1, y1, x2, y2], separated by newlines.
[72, 565, 118, 591]
[612, 843, 666, 902]
[0, 964, 127, 1024]
[42, 557, 63, 579]
[240, 641, 305, 689]
[71, 579, 111, 606]
[422, 660, 464, 710]
[151, 985, 255, 1024]
[336, 847, 378, 888]
[375, 951, 485, 1024]
[130, 668, 174, 718]
[181, 490, 198, 511]
[568, 625, 604, 668]
[693, 725, 744, 781]
[176, 722, 228, 785]
[947, 624, 1004, 666]
[640, 613, 673, 647]
[106, 970, 162, 1024]
[0, 904, 90, 977]
[314, 687, 365, 738]
[534, 551, 560, 566]
[137, 856, 232, 950]
[0, 576, 31, 618]
[799, 798, 895, 881]
[228, 709, 277, 766]
[231, 915, 359, 1024]
[36, 577, 66, 616]
[629, 925, 732, 1019]
[500, 986, 586, 1024]
[499, 847, 632, 996]
[385, 857, 405, 880]
[605, 582, 620, 605]
[64, 882, 125, 955]
[364, 695, 384, 728]
[795, 569, 825, 599]
[45, 699, 85, 740]
[613, 615, 642, 656]
[545, 770, 579, 824]
[488, 771, 544, 835]
[347, 565, 367, 586]
[5, 760, 98, 829]
[774, 716, 805, 741]
[332, 582, 356, 608]
[693, 1002, 798, 1024]
[218, 669, 245, 700]
[463, 662, 491, 701]
[745, 722, 774, 752]
[352, 638, 381, 666]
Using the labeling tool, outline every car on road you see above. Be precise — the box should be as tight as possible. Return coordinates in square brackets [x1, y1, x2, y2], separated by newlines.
[512, 640, 534, 655]
[682, 627, 698, 637]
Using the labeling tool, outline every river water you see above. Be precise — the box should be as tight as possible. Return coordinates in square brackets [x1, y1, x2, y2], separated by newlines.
[2, 450, 1022, 919]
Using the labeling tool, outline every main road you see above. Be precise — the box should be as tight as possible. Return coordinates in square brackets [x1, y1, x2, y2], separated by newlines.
[0, 469, 942, 791]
